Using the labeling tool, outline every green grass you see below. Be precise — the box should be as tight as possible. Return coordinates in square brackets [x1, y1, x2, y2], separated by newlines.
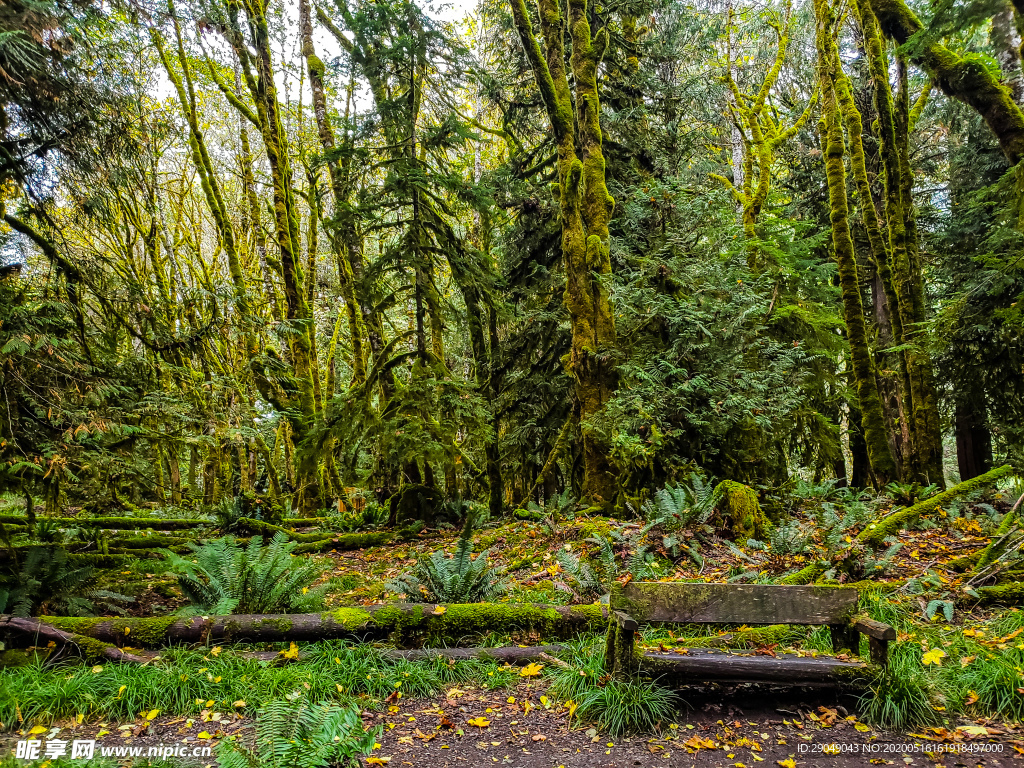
[548, 638, 678, 736]
[858, 643, 947, 730]
[0, 641, 524, 726]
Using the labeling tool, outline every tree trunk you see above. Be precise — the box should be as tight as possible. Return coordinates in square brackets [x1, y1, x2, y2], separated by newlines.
[865, 0, 1024, 166]
[510, 0, 619, 508]
[814, 0, 898, 486]
[955, 398, 992, 481]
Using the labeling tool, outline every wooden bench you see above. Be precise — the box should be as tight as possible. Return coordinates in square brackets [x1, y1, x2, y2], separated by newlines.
[605, 582, 895, 687]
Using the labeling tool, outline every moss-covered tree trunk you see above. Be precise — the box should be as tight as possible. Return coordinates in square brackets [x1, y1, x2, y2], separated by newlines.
[865, 0, 1024, 167]
[510, 0, 618, 507]
[813, 0, 898, 486]
[298, 0, 366, 387]
[854, 0, 943, 486]
[216, 0, 322, 512]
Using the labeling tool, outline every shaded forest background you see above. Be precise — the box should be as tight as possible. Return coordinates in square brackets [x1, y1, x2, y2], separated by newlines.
[3, 0, 1024, 521]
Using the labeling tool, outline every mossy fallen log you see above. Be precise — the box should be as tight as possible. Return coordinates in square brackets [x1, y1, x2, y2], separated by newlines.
[0, 616, 151, 663]
[235, 518, 396, 553]
[108, 536, 191, 549]
[778, 562, 828, 585]
[967, 581, 1024, 606]
[857, 465, 1015, 547]
[0, 515, 210, 530]
[292, 531, 395, 554]
[947, 551, 982, 572]
[25, 603, 609, 650]
[0, 549, 137, 568]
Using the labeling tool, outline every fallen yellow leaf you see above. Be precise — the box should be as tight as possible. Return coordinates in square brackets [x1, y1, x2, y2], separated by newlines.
[366, 758, 391, 765]
[922, 648, 946, 666]
[467, 717, 490, 727]
[520, 662, 544, 677]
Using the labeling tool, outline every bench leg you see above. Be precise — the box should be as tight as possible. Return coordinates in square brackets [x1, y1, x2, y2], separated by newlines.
[830, 624, 859, 655]
[868, 636, 889, 667]
[605, 619, 639, 680]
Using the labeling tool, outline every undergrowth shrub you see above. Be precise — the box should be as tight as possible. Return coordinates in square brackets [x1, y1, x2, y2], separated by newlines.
[548, 639, 677, 735]
[0, 545, 132, 617]
[858, 645, 946, 730]
[164, 533, 326, 615]
[574, 679, 677, 736]
[215, 697, 379, 768]
[387, 514, 507, 602]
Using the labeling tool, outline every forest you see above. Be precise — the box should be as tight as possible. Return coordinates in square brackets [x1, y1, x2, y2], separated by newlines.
[2, 0, 1024, 763]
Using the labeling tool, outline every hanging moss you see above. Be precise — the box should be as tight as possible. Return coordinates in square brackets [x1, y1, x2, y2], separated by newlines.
[714, 480, 767, 541]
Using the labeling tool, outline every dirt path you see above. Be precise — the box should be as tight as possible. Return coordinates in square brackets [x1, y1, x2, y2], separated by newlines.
[3, 683, 1019, 767]
[368, 683, 1021, 768]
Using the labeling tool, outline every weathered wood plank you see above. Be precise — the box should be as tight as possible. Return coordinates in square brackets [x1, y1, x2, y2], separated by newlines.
[613, 611, 638, 631]
[610, 583, 859, 625]
[852, 618, 896, 640]
[640, 649, 868, 686]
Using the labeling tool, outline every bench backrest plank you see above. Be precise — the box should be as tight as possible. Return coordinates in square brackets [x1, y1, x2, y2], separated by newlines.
[610, 582, 858, 625]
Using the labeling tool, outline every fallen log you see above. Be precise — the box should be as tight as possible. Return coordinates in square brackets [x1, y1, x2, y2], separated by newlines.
[857, 465, 1015, 547]
[0, 515, 211, 531]
[20, 603, 609, 650]
[0, 616, 151, 664]
[966, 581, 1024, 606]
[970, 491, 1024, 575]
[236, 644, 567, 664]
[778, 562, 828, 585]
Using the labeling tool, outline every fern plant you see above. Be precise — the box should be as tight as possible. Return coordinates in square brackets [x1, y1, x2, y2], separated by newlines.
[0, 545, 132, 617]
[747, 519, 813, 568]
[639, 473, 721, 564]
[386, 514, 508, 603]
[164, 533, 327, 615]
[215, 697, 379, 768]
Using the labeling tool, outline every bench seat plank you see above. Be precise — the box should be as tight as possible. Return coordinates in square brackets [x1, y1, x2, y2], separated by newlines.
[611, 583, 859, 625]
[640, 648, 868, 686]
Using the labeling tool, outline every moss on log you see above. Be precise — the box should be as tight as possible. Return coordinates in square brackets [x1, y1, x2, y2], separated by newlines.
[292, 531, 395, 554]
[969, 582, 1024, 606]
[0, 616, 151, 663]
[0, 515, 210, 530]
[30, 603, 608, 650]
[857, 465, 1014, 547]
[779, 562, 828, 585]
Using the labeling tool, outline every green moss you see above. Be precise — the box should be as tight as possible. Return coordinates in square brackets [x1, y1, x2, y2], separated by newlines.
[110, 617, 176, 646]
[0, 649, 48, 668]
[858, 464, 1014, 546]
[74, 636, 118, 663]
[45, 617, 104, 635]
[715, 481, 767, 541]
[326, 607, 373, 629]
[779, 561, 827, 585]
[972, 582, 1024, 606]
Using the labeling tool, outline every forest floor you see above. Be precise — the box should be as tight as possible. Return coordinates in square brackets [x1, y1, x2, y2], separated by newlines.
[3, 680, 1020, 768]
[3, 485, 1024, 767]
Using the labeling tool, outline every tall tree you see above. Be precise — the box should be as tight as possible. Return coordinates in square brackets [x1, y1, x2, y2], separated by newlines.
[509, 0, 619, 506]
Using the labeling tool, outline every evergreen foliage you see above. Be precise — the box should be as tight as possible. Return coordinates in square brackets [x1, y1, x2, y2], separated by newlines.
[0, 545, 132, 617]
[164, 534, 327, 615]
[215, 697, 380, 768]
[386, 514, 508, 603]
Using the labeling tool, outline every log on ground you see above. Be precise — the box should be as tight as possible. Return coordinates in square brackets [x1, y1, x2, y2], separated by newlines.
[13, 603, 608, 649]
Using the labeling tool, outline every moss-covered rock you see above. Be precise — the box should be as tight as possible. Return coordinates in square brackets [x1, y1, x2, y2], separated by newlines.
[715, 480, 767, 541]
